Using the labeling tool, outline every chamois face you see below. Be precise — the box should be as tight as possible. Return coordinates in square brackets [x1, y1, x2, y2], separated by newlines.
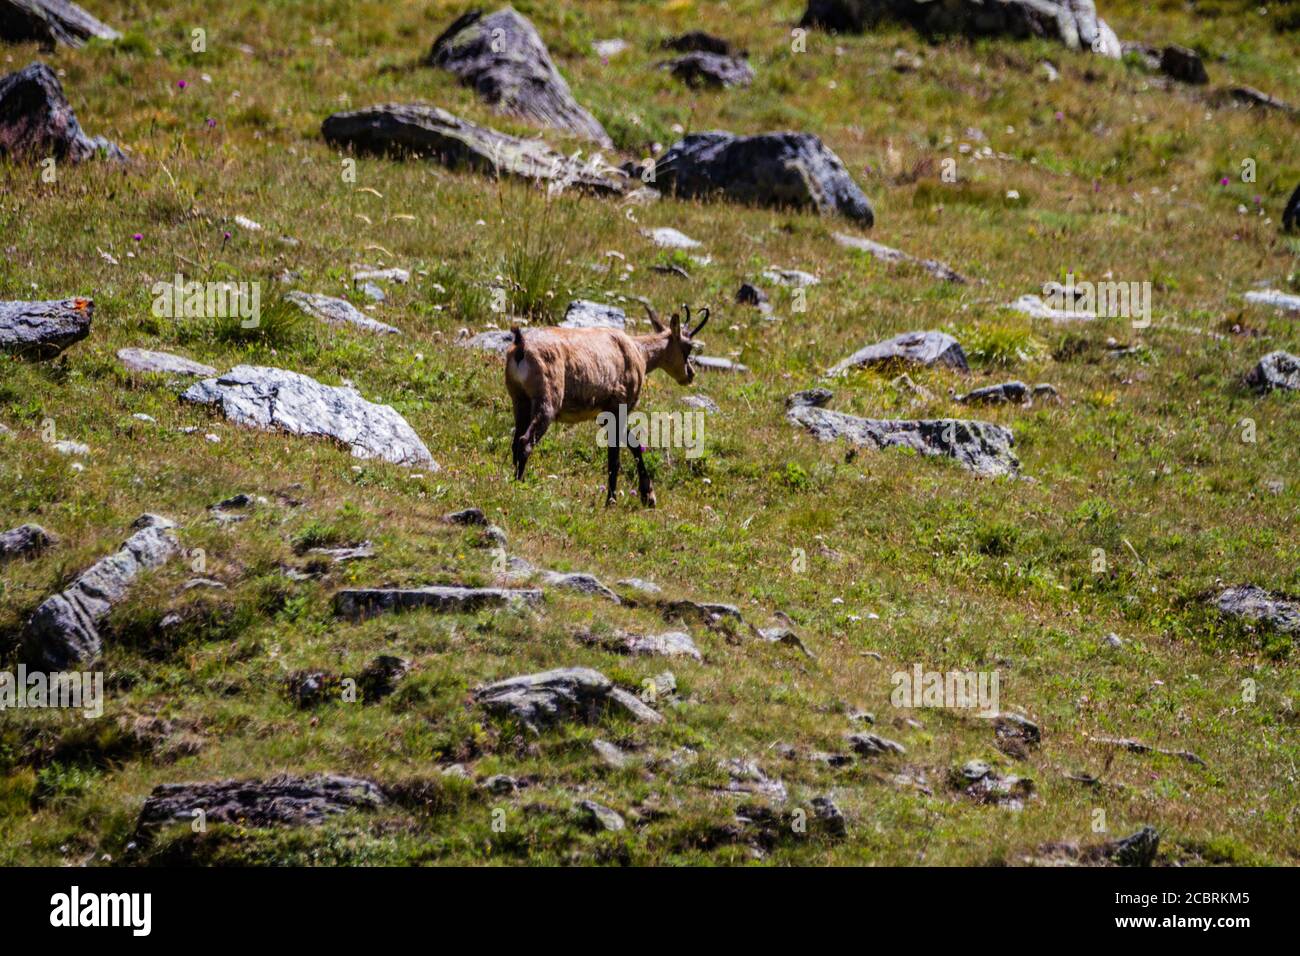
[662, 313, 696, 386]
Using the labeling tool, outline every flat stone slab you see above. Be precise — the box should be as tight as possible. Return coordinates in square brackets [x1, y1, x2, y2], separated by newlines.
[1008, 293, 1093, 322]
[426, 7, 611, 146]
[1214, 584, 1300, 635]
[285, 291, 401, 334]
[787, 389, 1019, 477]
[0, 297, 92, 359]
[660, 52, 754, 88]
[693, 355, 749, 373]
[957, 381, 1029, 405]
[641, 226, 701, 249]
[136, 774, 385, 832]
[1244, 289, 1300, 313]
[21, 514, 178, 669]
[461, 329, 514, 352]
[833, 231, 968, 284]
[0, 523, 56, 559]
[1246, 351, 1300, 392]
[0, 62, 122, 161]
[117, 347, 216, 377]
[334, 585, 542, 620]
[181, 365, 436, 469]
[0, 1, 119, 47]
[322, 104, 627, 196]
[650, 130, 873, 225]
[560, 300, 625, 329]
[827, 330, 969, 377]
[579, 627, 703, 661]
[475, 666, 663, 731]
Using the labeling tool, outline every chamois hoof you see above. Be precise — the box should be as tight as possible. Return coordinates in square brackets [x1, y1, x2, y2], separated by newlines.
[642, 492, 657, 509]
[605, 495, 617, 508]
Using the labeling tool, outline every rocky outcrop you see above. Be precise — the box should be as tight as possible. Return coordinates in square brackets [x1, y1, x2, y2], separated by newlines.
[0, 297, 92, 359]
[21, 515, 178, 669]
[1245, 351, 1300, 392]
[474, 667, 662, 731]
[426, 7, 611, 146]
[1214, 584, 1300, 635]
[0, 523, 56, 559]
[0, 1, 119, 49]
[285, 291, 401, 335]
[322, 104, 627, 196]
[826, 330, 969, 377]
[0, 63, 122, 161]
[832, 232, 967, 284]
[800, 0, 1121, 58]
[136, 774, 385, 832]
[334, 585, 542, 620]
[116, 348, 216, 377]
[787, 389, 1020, 477]
[660, 52, 754, 88]
[181, 365, 436, 469]
[649, 131, 873, 226]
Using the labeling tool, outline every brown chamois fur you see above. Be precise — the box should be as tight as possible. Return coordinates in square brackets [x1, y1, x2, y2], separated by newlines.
[505, 302, 709, 506]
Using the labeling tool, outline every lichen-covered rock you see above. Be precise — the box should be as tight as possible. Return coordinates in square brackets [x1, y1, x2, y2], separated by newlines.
[426, 7, 611, 146]
[826, 330, 969, 377]
[333, 585, 542, 620]
[285, 291, 402, 335]
[660, 52, 754, 88]
[0, 523, 56, 559]
[0, 297, 92, 359]
[1245, 351, 1300, 392]
[1214, 584, 1300, 635]
[0, 1, 119, 49]
[116, 347, 216, 377]
[956, 381, 1030, 405]
[578, 627, 703, 661]
[649, 130, 873, 226]
[787, 389, 1019, 477]
[832, 231, 968, 283]
[181, 365, 436, 469]
[0, 63, 122, 161]
[135, 774, 385, 832]
[475, 666, 663, 730]
[21, 515, 178, 669]
[560, 299, 625, 329]
[1244, 289, 1300, 313]
[322, 103, 627, 196]
[800, 0, 1121, 58]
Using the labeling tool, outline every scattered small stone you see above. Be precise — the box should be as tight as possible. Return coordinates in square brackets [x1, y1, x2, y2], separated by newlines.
[832, 232, 968, 284]
[334, 585, 542, 620]
[994, 713, 1041, 759]
[1213, 584, 1300, 635]
[475, 667, 662, 731]
[811, 794, 847, 837]
[117, 348, 217, 377]
[660, 52, 754, 89]
[1245, 351, 1300, 392]
[826, 330, 969, 377]
[846, 732, 906, 757]
[1087, 735, 1206, 767]
[578, 627, 702, 661]
[577, 799, 625, 832]
[641, 226, 700, 249]
[592, 738, 630, 769]
[952, 760, 1035, 809]
[285, 291, 401, 335]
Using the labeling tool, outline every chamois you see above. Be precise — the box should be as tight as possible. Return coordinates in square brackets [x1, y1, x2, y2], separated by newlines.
[505, 302, 709, 506]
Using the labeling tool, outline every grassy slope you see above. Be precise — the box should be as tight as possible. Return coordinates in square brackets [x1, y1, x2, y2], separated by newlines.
[0, 0, 1297, 865]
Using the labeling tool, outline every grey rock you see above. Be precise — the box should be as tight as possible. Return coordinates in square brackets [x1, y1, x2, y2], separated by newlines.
[538, 570, 622, 603]
[720, 758, 788, 802]
[641, 226, 700, 249]
[1225, 85, 1294, 114]
[681, 394, 719, 413]
[762, 267, 820, 287]
[181, 577, 225, 591]
[1100, 826, 1160, 866]
[560, 299, 625, 329]
[0, 297, 92, 359]
[847, 732, 907, 757]
[334, 585, 541, 620]
[0, 63, 122, 161]
[51, 438, 87, 456]
[475, 666, 662, 730]
[136, 774, 384, 832]
[591, 738, 630, 768]
[181, 365, 435, 468]
[1244, 289, 1300, 313]
[833, 231, 968, 284]
[788, 390, 1019, 477]
[359, 282, 384, 303]
[577, 799, 625, 831]
[306, 541, 375, 564]
[951, 760, 1035, 809]
[445, 507, 489, 526]
[580, 627, 702, 661]
[21, 515, 178, 669]
[660, 52, 754, 88]
[1214, 584, 1300, 635]
[285, 291, 401, 335]
[1009, 293, 1091, 322]
[322, 104, 628, 195]
[1087, 735, 1206, 766]
[956, 381, 1030, 405]
[480, 774, 519, 795]
[616, 577, 662, 596]
[662, 598, 747, 630]
[1159, 44, 1207, 84]
[0, 523, 56, 559]
[800, 0, 1120, 58]
[661, 31, 740, 57]
[756, 626, 814, 658]
[827, 330, 969, 377]
[811, 794, 847, 836]
[735, 283, 769, 307]
[693, 355, 749, 373]
[650, 131, 873, 226]
[1245, 351, 1300, 392]
[117, 348, 217, 377]
[461, 329, 515, 352]
[352, 267, 409, 285]
[426, 7, 611, 147]
[0, 1, 118, 47]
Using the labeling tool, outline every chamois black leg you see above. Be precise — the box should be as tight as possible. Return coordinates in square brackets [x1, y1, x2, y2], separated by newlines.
[606, 441, 620, 506]
[517, 409, 552, 480]
[511, 393, 531, 480]
[628, 436, 655, 508]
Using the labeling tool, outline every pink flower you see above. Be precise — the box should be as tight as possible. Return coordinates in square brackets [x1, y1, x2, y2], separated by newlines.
[1220, 177, 1229, 186]
[177, 80, 187, 89]
[206, 117, 217, 128]
[1054, 111, 1063, 121]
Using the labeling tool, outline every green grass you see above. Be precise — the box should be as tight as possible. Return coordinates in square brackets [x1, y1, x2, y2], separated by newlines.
[0, 0, 1298, 866]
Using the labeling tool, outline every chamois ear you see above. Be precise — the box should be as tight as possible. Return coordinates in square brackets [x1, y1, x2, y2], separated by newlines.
[670, 312, 682, 338]
[640, 300, 666, 333]
[689, 307, 710, 337]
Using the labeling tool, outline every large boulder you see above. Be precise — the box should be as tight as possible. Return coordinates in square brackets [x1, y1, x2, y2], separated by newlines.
[0, 297, 92, 359]
[648, 131, 873, 226]
[1245, 351, 1300, 392]
[21, 515, 178, 669]
[0, 62, 122, 161]
[426, 6, 611, 147]
[786, 389, 1019, 477]
[136, 774, 385, 832]
[800, 0, 1121, 58]
[181, 365, 436, 469]
[0, 0, 118, 48]
[322, 104, 628, 196]
[475, 667, 663, 731]
[826, 330, 969, 377]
